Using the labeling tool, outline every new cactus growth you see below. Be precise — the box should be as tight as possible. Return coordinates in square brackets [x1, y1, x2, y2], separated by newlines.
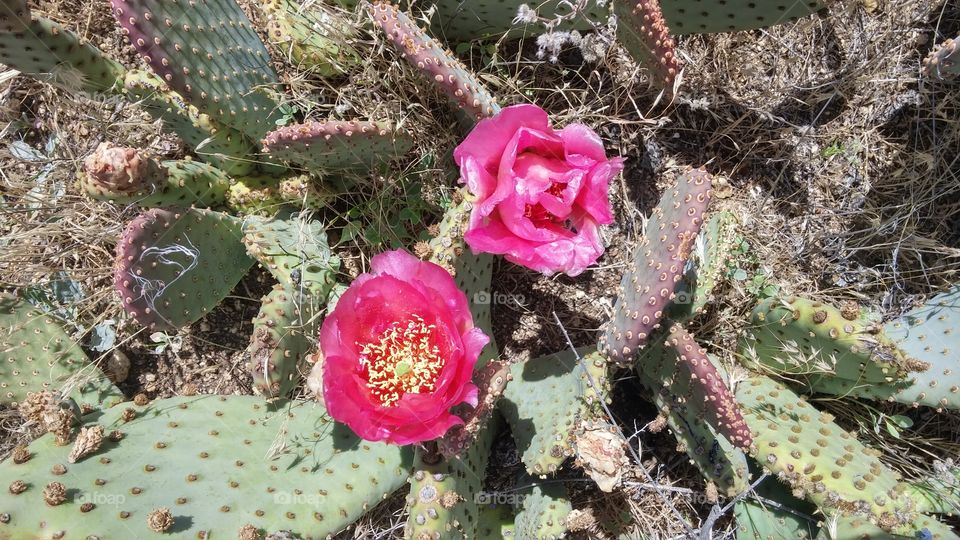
[114, 208, 255, 330]
[81, 143, 232, 208]
[0, 395, 415, 536]
[110, 0, 283, 140]
[370, 1, 501, 119]
[248, 285, 319, 398]
[0, 295, 124, 409]
[262, 120, 414, 172]
[922, 36, 959, 80]
[602, 168, 713, 366]
[614, 0, 682, 88]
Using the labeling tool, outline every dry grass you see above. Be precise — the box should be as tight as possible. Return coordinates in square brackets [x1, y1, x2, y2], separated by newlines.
[1, 0, 959, 537]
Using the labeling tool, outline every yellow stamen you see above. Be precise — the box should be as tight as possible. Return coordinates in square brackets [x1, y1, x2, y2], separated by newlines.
[359, 314, 444, 407]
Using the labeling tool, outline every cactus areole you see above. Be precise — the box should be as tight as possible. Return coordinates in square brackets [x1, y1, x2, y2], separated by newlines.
[319, 250, 489, 445]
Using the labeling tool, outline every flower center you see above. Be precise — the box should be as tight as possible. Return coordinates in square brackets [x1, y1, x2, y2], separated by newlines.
[359, 314, 445, 407]
[523, 182, 566, 224]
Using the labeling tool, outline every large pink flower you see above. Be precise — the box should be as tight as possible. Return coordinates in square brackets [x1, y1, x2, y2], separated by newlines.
[454, 104, 624, 277]
[319, 250, 489, 445]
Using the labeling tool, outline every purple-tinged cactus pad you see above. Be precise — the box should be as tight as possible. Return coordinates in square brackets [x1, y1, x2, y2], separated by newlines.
[664, 325, 752, 449]
[614, 0, 682, 89]
[602, 168, 712, 366]
[114, 208, 254, 331]
[110, 0, 282, 140]
[262, 119, 413, 172]
[370, 2, 500, 119]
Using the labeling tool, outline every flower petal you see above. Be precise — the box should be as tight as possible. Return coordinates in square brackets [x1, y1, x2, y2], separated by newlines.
[453, 104, 550, 173]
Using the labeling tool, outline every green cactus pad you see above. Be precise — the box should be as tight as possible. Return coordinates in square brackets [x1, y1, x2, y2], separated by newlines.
[734, 474, 818, 540]
[122, 69, 257, 176]
[903, 459, 960, 516]
[80, 143, 231, 208]
[602, 167, 713, 367]
[404, 421, 497, 539]
[262, 120, 414, 172]
[614, 0, 682, 89]
[0, 295, 124, 409]
[111, 0, 283, 140]
[427, 0, 608, 42]
[663, 325, 752, 449]
[815, 286, 960, 411]
[514, 477, 572, 540]
[669, 210, 739, 321]
[922, 36, 960, 80]
[241, 214, 340, 298]
[478, 503, 516, 539]
[0, 6, 124, 92]
[248, 284, 319, 398]
[636, 339, 749, 495]
[114, 208, 255, 331]
[500, 349, 608, 476]
[661, 0, 827, 35]
[736, 373, 919, 533]
[741, 296, 923, 384]
[261, 0, 360, 77]
[816, 514, 960, 540]
[0, 395, 414, 537]
[370, 2, 500, 119]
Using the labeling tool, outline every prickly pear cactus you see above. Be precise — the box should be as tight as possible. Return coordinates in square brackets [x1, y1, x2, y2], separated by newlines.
[668, 210, 739, 321]
[242, 214, 340, 298]
[500, 349, 609, 476]
[478, 503, 516, 539]
[81, 143, 232, 208]
[262, 120, 414, 172]
[922, 36, 959, 80]
[248, 285, 319, 398]
[370, 1, 500, 119]
[111, 0, 283, 140]
[0, 395, 414, 537]
[260, 0, 360, 77]
[114, 208, 255, 331]
[0, 1, 124, 92]
[734, 474, 819, 540]
[614, 0, 681, 89]
[661, 0, 828, 34]
[0, 295, 124, 409]
[601, 168, 713, 366]
[513, 476, 572, 540]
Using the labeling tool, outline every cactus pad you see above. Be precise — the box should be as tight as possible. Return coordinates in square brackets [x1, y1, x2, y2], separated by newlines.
[669, 210, 739, 321]
[0, 5, 123, 92]
[0, 395, 414, 536]
[0, 295, 124, 409]
[260, 0, 360, 77]
[922, 36, 959, 80]
[514, 477, 572, 540]
[370, 2, 500, 119]
[613, 0, 681, 89]
[81, 143, 231, 208]
[661, 0, 828, 35]
[500, 349, 609, 476]
[262, 120, 414, 172]
[241, 214, 340, 298]
[248, 285, 319, 398]
[734, 474, 818, 540]
[111, 0, 283, 139]
[114, 208, 254, 330]
[602, 167, 713, 366]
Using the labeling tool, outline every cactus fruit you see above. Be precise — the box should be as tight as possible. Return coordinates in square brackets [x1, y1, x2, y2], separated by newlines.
[260, 0, 360, 77]
[636, 339, 750, 495]
[613, 1, 682, 89]
[499, 349, 609, 476]
[668, 210, 739, 321]
[114, 208, 255, 330]
[111, 0, 283, 140]
[735, 373, 923, 534]
[741, 296, 925, 384]
[0, 395, 414, 536]
[0, 295, 124, 409]
[663, 325, 752, 449]
[921, 36, 959, 80]
[262, 120, 414, 172]
[241, 214, 340, 298]
[601, 168, 713, 367]
[734, 474, 818, 540]
[0, 3, 124, 92]
[370, 1, 501, 120]
[80, 143, 232, 208]
[513, 477, 573, 540]
[248, 285, 319, 398]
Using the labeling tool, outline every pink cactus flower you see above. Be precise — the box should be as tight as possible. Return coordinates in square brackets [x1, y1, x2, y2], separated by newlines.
[319, 249, 489, 445]
[454, 104, 624, 277]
